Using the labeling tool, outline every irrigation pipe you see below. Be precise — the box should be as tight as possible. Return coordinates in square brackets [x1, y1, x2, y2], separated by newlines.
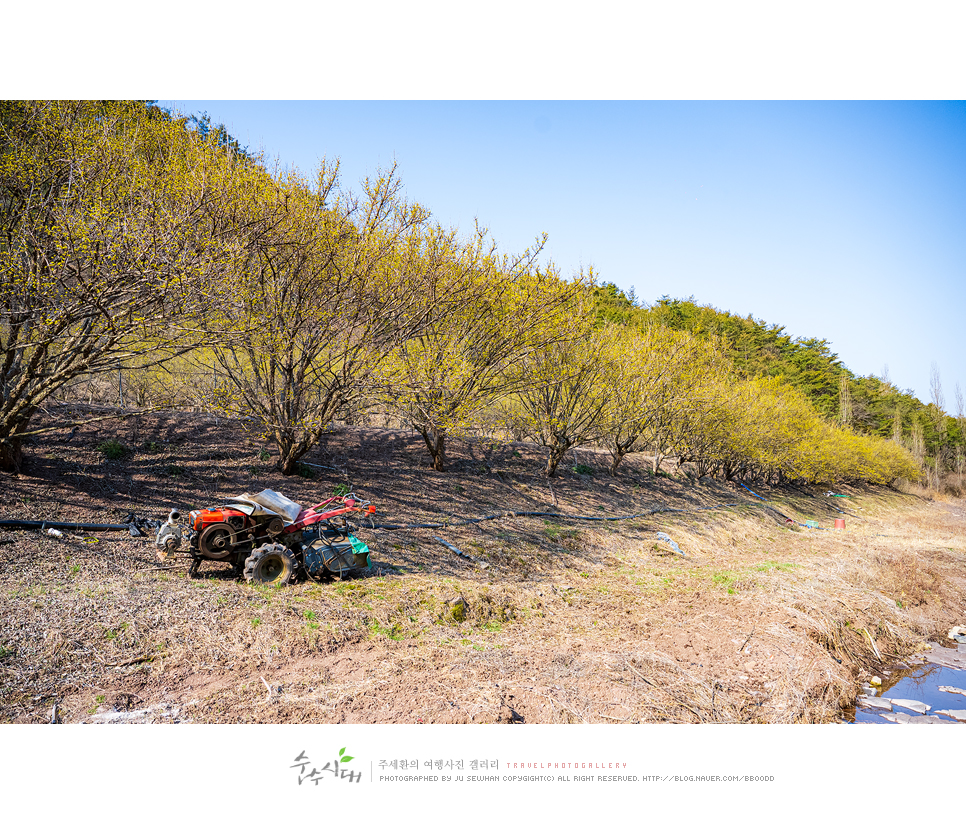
[736, 482, 816, 528]
[0, 519, 145, 534]
[366, 502, 746, 532]
[786, 482, 856, 516]
[1, 490, 822, 545]
[736, 482, 864, 530]
[0, 502, 749, 540]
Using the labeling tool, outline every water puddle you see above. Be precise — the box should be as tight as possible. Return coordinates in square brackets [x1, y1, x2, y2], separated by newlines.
[846, 643, 966, 724]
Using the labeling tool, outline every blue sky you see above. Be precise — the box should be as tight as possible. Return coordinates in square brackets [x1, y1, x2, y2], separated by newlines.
[161, 100, 965, 407]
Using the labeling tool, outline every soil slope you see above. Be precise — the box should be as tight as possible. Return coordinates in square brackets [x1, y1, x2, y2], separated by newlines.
[2, 407, 964, 724]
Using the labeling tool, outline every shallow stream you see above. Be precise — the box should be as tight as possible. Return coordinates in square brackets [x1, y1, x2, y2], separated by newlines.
[846, 643, 966, 724]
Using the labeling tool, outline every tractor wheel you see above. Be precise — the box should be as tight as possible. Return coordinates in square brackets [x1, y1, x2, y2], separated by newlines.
[244, 543, 295, 586]
[198, 522, 236, 560]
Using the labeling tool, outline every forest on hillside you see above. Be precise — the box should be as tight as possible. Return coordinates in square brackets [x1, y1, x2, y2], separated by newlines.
[2, 100, 959, 490]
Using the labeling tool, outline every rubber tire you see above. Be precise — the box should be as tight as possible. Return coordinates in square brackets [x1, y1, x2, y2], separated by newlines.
[243, 543, 295, 586]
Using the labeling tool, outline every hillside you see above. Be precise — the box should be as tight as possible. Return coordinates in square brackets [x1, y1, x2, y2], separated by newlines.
[2, 408, 964, 724]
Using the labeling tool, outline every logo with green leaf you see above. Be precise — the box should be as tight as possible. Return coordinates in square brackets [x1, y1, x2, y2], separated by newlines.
[339, 747, 354, 764]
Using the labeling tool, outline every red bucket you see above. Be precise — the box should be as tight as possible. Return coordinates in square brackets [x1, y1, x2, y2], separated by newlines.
[834, 518, 845, 530]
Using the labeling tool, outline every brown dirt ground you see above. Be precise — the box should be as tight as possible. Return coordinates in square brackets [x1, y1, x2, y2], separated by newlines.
[2, 405, 964, 724]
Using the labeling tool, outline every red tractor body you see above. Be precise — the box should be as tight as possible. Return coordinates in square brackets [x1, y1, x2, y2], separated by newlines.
[160, 490, 376, 585]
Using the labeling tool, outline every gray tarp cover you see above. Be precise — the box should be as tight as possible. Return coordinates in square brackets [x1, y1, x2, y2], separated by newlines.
[225, 490, 303, 523]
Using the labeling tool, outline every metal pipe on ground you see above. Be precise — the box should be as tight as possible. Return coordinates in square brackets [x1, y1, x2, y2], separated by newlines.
[0, 520, 147, 536]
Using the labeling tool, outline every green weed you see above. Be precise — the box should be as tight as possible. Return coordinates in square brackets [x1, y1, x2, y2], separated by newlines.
[711, 571, 739, 594]
[369, 620, 405, 640]
[334, 582, 367, 596]
[544, 521, 578, 542]
[755, 561, 799, 573]
[103, 622, 129, 641]
[97, 439, 129, 460]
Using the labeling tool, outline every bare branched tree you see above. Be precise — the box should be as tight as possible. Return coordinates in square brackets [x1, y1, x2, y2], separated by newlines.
[838, 372, 852, 428]
[203, 162, 453, 474]
[0, 101, 235, 471]
[601, 327, 720, 475]
[511, 325, 616, 477]
[374, 231, 584, 472]
[930, 362, 946, 419]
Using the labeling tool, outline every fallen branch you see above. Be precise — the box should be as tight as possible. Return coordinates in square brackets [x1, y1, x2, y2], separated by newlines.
[432, 536, 490, 569]
[624, 660, 656, 686]
[738, 611, 764, 653]
[863, 628, 883, 662]
[19, 406, 165, 439]
[109, 653, 163, 668]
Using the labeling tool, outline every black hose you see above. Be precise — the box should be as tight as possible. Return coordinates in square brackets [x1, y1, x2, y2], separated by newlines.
[367, 503, 745, 531]
[0, 519, 136, 531]
[0, 519, 152, 537]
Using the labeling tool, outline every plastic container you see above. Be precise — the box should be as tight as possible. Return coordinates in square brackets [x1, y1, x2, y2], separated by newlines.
[834, 518, 846, 530]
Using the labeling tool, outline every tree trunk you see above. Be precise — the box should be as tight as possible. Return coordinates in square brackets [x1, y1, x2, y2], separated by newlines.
[278, 433, 301, 476]
[0, 417, 30, 473]
[545, 442, 569, 477]
[0, 438, 24, 474]
[609, 448, 625, 476]
[432, 432, 446, 472]
[419, 426, 447, 472]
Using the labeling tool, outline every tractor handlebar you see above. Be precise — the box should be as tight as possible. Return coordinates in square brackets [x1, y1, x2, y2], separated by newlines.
[309, 494, 375, 516]
[309, 493, 376, 522]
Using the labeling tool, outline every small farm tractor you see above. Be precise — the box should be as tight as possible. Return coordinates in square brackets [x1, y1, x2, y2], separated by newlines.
[155, 489, 376, 586]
